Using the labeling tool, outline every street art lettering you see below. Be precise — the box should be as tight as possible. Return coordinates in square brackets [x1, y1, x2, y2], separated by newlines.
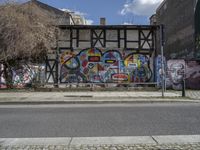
[111, 74, 129, 81]
[59, 48, 152, 83]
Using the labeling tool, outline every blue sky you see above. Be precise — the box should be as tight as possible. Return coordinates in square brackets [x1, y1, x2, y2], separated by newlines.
[1, 0, 164, 25]
[47, 0, 150, 25]
[39, 0, 163, 25]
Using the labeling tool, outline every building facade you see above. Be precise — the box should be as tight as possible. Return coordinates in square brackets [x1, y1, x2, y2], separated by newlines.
[195, 0, 200, 59]
[23, 0, 88, 26]
[150, 0, 200, 90]
[154, 0, 198, 60]
[23, 0, 75, 25]
[45, 25, 157, 85]
[149, 14, 157, 26]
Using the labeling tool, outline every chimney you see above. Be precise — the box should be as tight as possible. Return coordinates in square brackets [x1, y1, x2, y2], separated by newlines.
[100, 18, 106, 25]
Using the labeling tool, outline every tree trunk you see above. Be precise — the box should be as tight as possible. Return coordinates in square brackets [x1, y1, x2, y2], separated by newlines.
[3, 62, 13, 88]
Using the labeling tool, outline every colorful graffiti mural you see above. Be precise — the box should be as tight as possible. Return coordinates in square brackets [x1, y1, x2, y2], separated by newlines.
[124, 54, 152, 82]
[59, 48, 152, 83]
[155, 55, 167, 87]
[0, 64, 45, 88]
[60, 51, 85, 83]
[0, 64, 7, 88]
[12, 65, 36, 87]
[155, 57, 200, 90]
[166, 60, 185, 90]
[78, 48, 103, 83]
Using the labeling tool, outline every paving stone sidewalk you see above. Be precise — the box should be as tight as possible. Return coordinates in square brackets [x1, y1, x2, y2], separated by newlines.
[0, 91, 181, 98]
[0, 90, 199, 103]
[0, 91, 186, 103]
[1, 143, 200, 150]
[186, 90, 200, 100]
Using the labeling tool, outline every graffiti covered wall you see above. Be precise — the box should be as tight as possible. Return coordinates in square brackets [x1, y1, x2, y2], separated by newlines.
[185, 61, 200, 89]
[0, 64, 7, 88]
[12, 64, 45, 88]
[60, 48, 152, 84]
[166, 60, 185, 90]
[0, 64, 45, 88]
[155, 55, 167, 87]
[155, 57, 200, 90]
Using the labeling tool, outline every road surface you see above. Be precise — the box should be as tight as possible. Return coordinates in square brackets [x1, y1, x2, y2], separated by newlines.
[0, 103, 200, 138]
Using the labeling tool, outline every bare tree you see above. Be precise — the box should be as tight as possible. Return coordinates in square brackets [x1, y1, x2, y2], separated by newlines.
[0, 0, 57, 87]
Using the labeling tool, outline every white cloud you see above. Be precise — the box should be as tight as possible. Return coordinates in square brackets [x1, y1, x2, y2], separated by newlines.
[74, 11, 87, 17]
[123, 22, 134, 25]
[85, 19, 94, 25]
[60, 8, 87, 16]
[120, 0, 163, 16]
[60, 8, 71, 13]
[60, 8, 93, 25]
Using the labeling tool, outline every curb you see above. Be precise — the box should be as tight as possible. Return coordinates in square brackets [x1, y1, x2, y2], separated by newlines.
[0, 99, 199, 105]
[1, 135, 200, 146]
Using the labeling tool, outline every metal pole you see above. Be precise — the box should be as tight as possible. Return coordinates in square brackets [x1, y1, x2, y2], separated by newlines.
[55, 28, 59, 88]
[160, 24, 165, 98]
[182, 61, 186, 97]
[0, 64, 1, 89]
[182, 78, 186, 97]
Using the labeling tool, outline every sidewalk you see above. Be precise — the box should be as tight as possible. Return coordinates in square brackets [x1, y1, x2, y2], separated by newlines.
[0, 91, 199, 104]
[1, 135, 200, 150]
[186, 90, 200, 100]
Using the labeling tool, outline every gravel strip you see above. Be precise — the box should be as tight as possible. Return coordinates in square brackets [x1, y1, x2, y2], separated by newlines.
[1, 143, 200, 150]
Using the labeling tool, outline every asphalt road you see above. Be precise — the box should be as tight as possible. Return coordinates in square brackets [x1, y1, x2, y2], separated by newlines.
[0, 103, 200, 138]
